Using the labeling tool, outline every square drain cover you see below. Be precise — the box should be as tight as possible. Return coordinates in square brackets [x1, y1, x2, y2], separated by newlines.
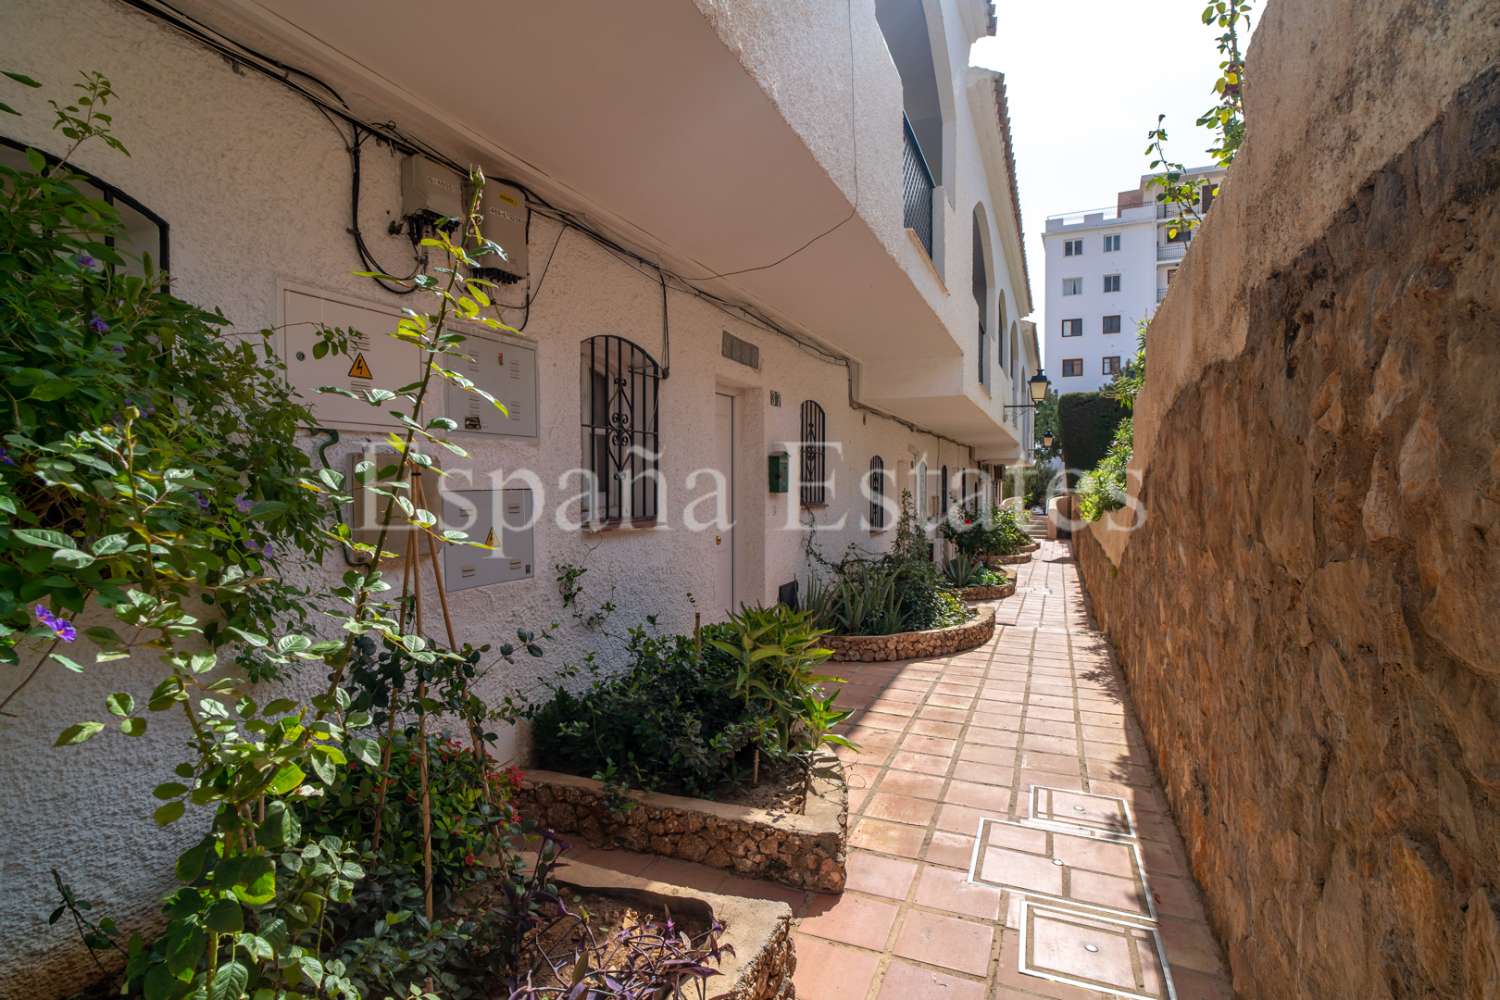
[1018, 898, 1176, 1000]
[968, 818, 1157, 920]
[1027, 784, 1137, 840]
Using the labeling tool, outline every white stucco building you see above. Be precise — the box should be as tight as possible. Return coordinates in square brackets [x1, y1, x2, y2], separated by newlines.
[1042, 166, 1225, 391]
[2, 1, 1040, 993]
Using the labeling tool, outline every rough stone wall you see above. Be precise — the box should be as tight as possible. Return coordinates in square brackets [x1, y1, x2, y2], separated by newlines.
[1075, 66, 1500, 1000]
[518, 770, 848, 893]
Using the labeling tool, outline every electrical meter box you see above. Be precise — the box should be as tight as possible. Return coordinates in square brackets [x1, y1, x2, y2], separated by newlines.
[441, 488, 534, 590]
[345, 451, 436, 550]
[476, 181, 528, 282]
[768, 451, 789, 494]
[281, 287, 424, 430]
[401, 154, 463, 222]
[444, 332, 538, 437]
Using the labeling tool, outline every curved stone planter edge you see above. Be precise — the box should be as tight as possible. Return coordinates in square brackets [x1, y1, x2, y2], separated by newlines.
[959, 580, 1015, 602]
[821, 605, 996, 662]
[516, 751, 848, 893]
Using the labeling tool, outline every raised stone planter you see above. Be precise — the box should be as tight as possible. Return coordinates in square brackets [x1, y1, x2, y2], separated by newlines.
[1018, 539, 1041, 553]
[822, 605, 995, 662]
[984, 551, 1032, 567]
[517, 753, 847, 893]
[548, 855, 796, 999]
[959, 579, 1015, 602]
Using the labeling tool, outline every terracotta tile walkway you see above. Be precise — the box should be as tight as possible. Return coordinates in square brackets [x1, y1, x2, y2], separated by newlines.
[570, 541, 1234, 999]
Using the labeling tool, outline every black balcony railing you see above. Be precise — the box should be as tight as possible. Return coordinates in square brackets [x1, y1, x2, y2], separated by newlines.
[902, 115, 935, 258]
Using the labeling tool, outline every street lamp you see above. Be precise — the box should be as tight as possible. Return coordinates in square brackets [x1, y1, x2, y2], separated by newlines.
[1004, 370, 1051, 413]
[1041, 431, 1054, 449]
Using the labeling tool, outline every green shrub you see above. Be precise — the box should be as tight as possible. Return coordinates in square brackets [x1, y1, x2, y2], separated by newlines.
[940, 504, 1028, 557]
[943, 554, 1006, 588]
[530, 624, 757, 798]
[1057, 392, 1128, 479]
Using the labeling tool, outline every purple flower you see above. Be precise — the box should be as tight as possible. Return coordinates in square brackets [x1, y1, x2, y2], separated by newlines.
[245, 540, 273, 560]
[34, 604, 77, 643]
[89, 315, 109, 334]
[234, 496, 253, 514]
[193, 492, 210, 510]
[75, 254, 97, 269]
[0, 448, 13, 467]
[109, 345, 124, 354]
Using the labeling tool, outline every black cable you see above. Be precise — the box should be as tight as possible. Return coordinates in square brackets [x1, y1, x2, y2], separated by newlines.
[120, 0, 971, 456]
[657, 267, 671, 379]
[349, 128, 421, 295]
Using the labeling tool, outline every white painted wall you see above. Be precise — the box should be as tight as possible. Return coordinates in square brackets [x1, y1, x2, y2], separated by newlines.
[0, 2, 997, 994]
[1042, 209, 1156, 392]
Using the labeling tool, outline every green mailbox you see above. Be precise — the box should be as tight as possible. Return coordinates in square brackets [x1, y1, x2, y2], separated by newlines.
[768, 451, 789, 494]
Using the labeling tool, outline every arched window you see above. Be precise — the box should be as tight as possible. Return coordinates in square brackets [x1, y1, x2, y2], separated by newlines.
[581, 336, 661, 523]
[998, 291, 1008, 371]
[972, 209, 990, 386]
[868, 455, 887, 530]
[0, 137, 170, 276]
[800, 400, 828, 507]
[940, 464, 950, 517]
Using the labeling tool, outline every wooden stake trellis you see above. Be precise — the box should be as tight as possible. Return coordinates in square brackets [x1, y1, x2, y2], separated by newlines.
[366, 470, 500, 923]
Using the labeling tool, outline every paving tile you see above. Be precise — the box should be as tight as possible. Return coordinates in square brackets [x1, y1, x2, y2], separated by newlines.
[892, 909, 995, 977]
[889, 750, 953, 775]
[1019, 749, 1084, 776]
[798, 892, 900, 950]
[918, 705, 971, 723]
[958, 742, 1016, 766]
[843, 850, 919, 899]
[976, 844, 1064, 895]
[876, 768, 947, 800]
[874, 959, 987, 1000]
[936, 803, 995, 835]
[944, 779, 1013, 812]
[963, 726, 1021, 748]
[909, 718, 965, 739]
[791, 934, 881, 1000]
[914, 863, 1003, 919]
[924, 829, 978, 869]
[901, 733, 959, 757]
[864, 792, 939, 827]
[950, 759, 1013, 786]
[851, 817, 928, 858]
[1050, 832, 1138, 878]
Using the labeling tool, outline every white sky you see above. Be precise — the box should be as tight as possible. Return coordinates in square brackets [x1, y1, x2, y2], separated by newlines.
[971, 0, 1254, 356]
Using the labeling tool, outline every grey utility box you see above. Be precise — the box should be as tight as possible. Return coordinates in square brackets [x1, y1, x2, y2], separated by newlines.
[441, 488, 534, 591]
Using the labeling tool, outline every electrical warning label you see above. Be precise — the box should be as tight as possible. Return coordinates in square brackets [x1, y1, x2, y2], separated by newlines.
[347, 352, 374, 380]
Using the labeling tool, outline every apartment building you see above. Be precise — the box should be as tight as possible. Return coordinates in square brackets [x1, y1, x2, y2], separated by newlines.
[1042, 166, 1225, 391]
[3, 1, 1037, 982]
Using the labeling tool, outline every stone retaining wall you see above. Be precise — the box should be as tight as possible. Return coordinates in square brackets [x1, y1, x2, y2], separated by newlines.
[959, 580, 1014, 602]
[1071, 50, 1500, 1000]
[983, 551, 1031, 567]
[517, 756, 847, 892]
[822, 605, 995, 662]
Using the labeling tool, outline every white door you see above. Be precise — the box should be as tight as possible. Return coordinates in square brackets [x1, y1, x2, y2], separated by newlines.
[713, 393, 735, 615]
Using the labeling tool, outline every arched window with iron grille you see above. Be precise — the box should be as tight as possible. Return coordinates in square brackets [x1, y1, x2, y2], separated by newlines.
[868, 455, 887, 530]
[800, 400, 828, 507]
[940, 465, 950, 517]
[580, 335, 662, 524]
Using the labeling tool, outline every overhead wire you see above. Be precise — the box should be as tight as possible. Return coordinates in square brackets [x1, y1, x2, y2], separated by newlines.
[117, 0, 976, 459]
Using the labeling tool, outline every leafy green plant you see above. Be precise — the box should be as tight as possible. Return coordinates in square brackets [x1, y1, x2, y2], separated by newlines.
[709, 603, 848, 759]
[943, 554, 1005, 589]
[530, 624, 760, 798]
[804, 492, 973, 637]
[3, 69, 550, 999]
[1079, 327, 1146, 522]
[1145, 0, 1252, 234]
[940, 504, 1028, 558]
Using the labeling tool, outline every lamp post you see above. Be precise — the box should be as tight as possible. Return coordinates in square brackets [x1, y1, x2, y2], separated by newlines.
[1003, 370, 1051, 413]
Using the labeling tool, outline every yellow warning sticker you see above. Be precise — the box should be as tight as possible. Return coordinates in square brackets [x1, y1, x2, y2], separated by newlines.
[483, 527, 496, 548]
[347, 352, 373, 380]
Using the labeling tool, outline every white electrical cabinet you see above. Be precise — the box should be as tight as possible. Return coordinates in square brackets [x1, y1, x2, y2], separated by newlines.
[441, 488, 534, 591]
[445, 333, 538, 438]
[280, 286, 538, 438]
[281, 287, 424, 430]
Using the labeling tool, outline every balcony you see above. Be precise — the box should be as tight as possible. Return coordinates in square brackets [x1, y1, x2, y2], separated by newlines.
[1158, 241, 1189, 262]
[903, 115, 935, 259]
[1157, 286, 1170, 302]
